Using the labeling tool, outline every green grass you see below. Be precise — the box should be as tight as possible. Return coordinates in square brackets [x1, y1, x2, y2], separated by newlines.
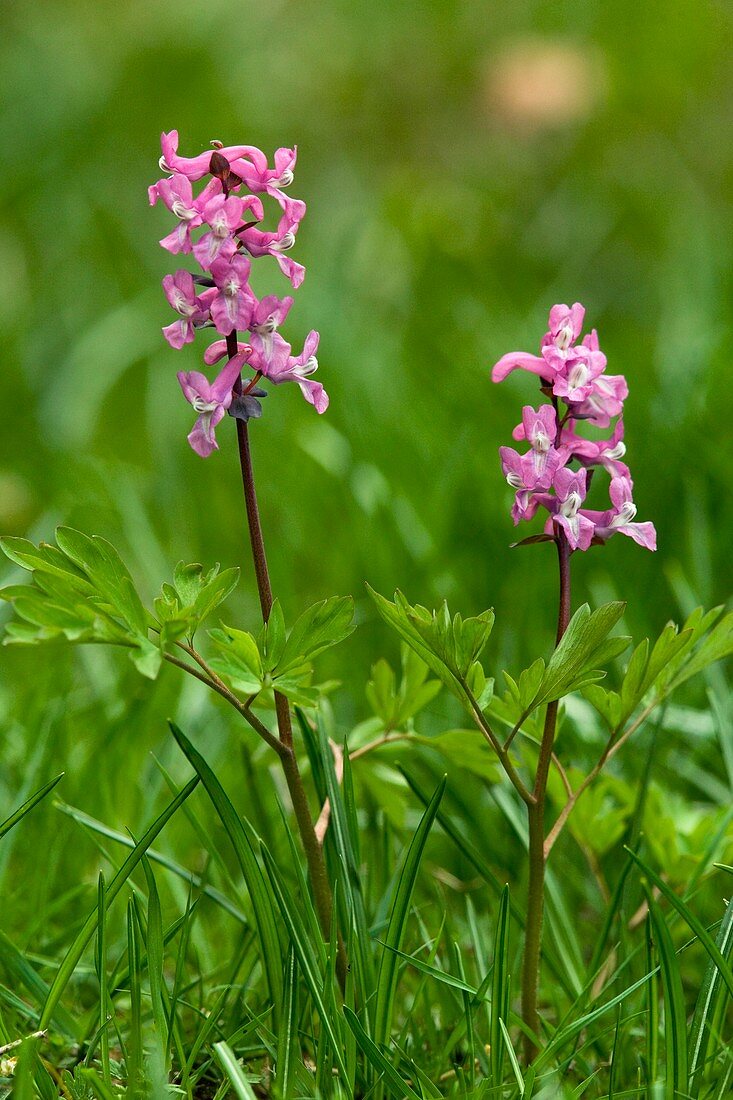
[2, 0, 733, 1094]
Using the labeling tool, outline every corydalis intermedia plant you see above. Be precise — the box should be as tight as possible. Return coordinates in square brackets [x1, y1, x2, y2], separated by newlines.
[150, 131, 328, 457]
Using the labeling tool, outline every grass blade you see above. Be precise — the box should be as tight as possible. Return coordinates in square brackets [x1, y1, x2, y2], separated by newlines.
[169, 721, 283, 1008]
[689, 895, 733, 1095]
[260, 843, 348, 1083]
[343, 1006, 424, 1100]
[627, 847, 733, 1002]
[0, 774, 64, 839]
[374, 776, 446, 1049]
[214, 1039, 259, 1099]
[645, 888, 688, 1092]
[39, 775, 198, 1030]
[276, 945, 299, 1099]
[491, 884, 510, 1086]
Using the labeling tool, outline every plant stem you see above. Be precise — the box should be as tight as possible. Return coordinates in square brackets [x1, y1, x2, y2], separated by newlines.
[521, 531, 571, 1060]
[226, 330, 342, 972]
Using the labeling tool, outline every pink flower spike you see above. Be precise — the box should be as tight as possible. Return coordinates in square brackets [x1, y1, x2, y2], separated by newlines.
[209, 254, 256, 334]
[177, 356, 244, 458]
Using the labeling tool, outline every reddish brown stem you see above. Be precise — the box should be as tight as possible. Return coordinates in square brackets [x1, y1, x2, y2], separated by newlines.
[521, 532, 572, 1060]
[225, 330, 343, 976]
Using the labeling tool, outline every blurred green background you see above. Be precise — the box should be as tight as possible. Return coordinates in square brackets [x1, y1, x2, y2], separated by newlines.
[1, 0, 732, 919]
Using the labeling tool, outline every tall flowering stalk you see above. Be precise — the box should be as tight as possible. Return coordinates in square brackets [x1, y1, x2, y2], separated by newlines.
[492, 303, 656, 1054]
[150, 131, 339, 964]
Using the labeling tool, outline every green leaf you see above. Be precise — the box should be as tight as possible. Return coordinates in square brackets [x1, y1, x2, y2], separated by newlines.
[155, 561, 239, 642]
[1, 529, 162, 677]
[366, 647, 442, 728]
[1, 536, 89, 585]
[214, 1041, 259, 1099]
[368, 587, 494, 704]
[671, 610, 733, 689]
[534, 602, 628, 707]
[277, 596, 355, 674]
[55, 527, 148, 636]
[207, 625, 264, 694]
[261, 598, 287, 672]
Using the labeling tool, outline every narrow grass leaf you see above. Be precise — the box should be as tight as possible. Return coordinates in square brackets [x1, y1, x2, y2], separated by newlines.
[260, 844, 348, 1082]
[276, 945, 299, 1099]
[374, 776, 446, 1049]
[499, 1019, 524, 1096]
[646, 888, 688, 1091]
[627, 847, 733, 1002]
[141, 856, 168, 1060]
[689, 895, 733, 1095]
[0, 774, 64, 839]
[214, 1040, 259, 1099]
[56, 799, 246, 924]
[343, 1006, 424, 1100]
[491, 885, 510, 1086]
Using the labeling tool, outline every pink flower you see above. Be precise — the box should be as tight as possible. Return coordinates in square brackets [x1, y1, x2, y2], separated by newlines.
[239, 196, 306, 287]
[512, 404, 558, 448]
[250, 331, 328, 412]
[492, 302, 588, 384]
[158, 131, 257, 182]
[539, 468, 596, 551]
[209, 254, 256, 334]
[192, 193, 263, 271]
[161, 271, 214, 349]
[491, 349, 553, 385]
[562, 418, 630, 479]
[149, 174, 221, 254]
[204, 339, 252, 366]
[569, 372, 628, 426]
[544, 302, 585, 352]
[550, 342, 607, 403]
[177, 356, 244, 457]
[583, 476, 657, 551]
[231, 145, 299, 199]
[250, 294, 294, 338]
[499, 444, 564, 524]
